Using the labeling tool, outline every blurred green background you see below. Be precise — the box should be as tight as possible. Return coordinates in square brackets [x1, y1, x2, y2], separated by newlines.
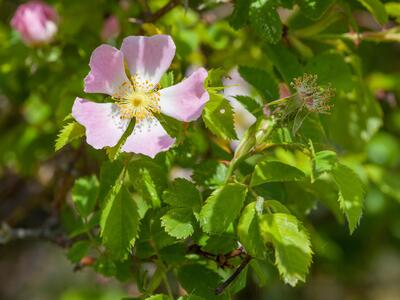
[0, 0, 400, 299]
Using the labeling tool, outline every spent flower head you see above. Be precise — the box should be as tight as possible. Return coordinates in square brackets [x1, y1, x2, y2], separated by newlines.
[291, 74, 335, 114]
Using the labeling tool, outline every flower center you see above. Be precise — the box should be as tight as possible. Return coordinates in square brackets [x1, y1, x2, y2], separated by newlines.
[113, 74, 161, 122]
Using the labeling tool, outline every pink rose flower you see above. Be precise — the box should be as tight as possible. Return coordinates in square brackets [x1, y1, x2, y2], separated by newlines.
[101, 15, 120, 41]
[10, 0, 58, 46]
[72, 35, 209, 158]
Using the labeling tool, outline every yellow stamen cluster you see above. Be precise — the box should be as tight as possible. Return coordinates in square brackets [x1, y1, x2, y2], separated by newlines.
[113, 73, 161, 122]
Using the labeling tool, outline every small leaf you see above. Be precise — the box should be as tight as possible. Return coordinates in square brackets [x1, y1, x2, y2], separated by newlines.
[237, 202, 267, 259]
[199, 183, 247, 234]
[67, 240, 90, 263]
[163, 178, 201, 211]
[331, 163, 364, 234]
[71, 175, 99, 218]
[100, 186, 140, 260]
[55, 121, 84, 151]
[159, 71, 174, 88]
[251, 161, 306, 186]
[229, 0, 251, 29]
[234, 96, 263, 117]
[357, 0, 388, 24]
[238, 66, 279, 101]
[98, 160, 124, 205]
[192, 161, 228, 188]
[161, 208, 195, 239]
[259, 213, 313, 286]
[312, 150, 338, 178]
[250, 0, 282, 44]
[202, 92, 237, 140]
[178, 264, 227, 300]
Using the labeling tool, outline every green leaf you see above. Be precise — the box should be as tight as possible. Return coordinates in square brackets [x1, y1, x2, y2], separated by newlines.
[55, 121, 84, 151]
[229, 0, 251, 29]
[297, 0, 335, 20]
[98, 160, 124, 205]
[67, 240, 90, 263]
[199, 183, 248, 234]
[163, 178, 201, 211]
[156, 113, 184, 139]
[178, 264, 228, 300]
[331, 163, 364, 234]
[234, 96, 263, 117]
[159, 71, 174, 88]
[146, 294, 171, 300]
[250, 0, 282, 44]
[202, 92, 237, 140]
[251, 161, 306, 186]
[238, 66, 279, 101]
[192, 161, 228, 188]
[100, 186, 140, 260]
[71, 175, 99, 218]
[385, 2, 400, 18]
[259, 213, 312, 286]
[312, 150, 338, 178]
[206, 68, 226, 88]
[357, 0, 388, 24]
[264, 43, 303, 84]
[161, 208, 195, 239]
[237, 202, 267, 259]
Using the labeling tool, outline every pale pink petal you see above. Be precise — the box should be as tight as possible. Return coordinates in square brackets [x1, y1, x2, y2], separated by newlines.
[121, 35, 175, 86]
[72, 97, 129, 149]
[84, 45, 129, 96]
[159, 68, 209, 122]
[121, 118, 175, 158]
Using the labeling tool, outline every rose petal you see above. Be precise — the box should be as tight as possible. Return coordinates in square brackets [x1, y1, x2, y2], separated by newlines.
[159, 68, 209, 122]
[121, 118, 175, 158]
[84, 44, 129, 96]
[72, 97, 129, 149]
[121, 35, 175, 87]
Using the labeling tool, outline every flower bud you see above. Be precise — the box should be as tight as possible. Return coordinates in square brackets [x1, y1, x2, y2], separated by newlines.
[101, 15, 120, 41]
[11, 1, 58, 46]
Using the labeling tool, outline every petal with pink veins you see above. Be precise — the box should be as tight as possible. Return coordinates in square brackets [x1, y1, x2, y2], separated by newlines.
[159, 68, 209, 122]
[84, 45, 129, 96]
[121, 118, 175, 158]
[72, 97, 129, 149]
[121, 35, 175, 87]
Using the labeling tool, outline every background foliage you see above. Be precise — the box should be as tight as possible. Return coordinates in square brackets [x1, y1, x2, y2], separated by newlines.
[1, 0, 400, 299]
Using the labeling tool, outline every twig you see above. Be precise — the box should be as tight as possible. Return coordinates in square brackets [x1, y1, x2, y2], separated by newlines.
[145, 0, 180, 22]
[215, 254, 252, 295]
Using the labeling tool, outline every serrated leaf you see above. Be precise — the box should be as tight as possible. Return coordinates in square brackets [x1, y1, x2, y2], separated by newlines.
[251, 161, 306, 186]
[100, 186, 140, 260]
[199, 183, 247, 234]
[163, 178, 201, 211]
[237, 202, 267, 259]
[202, 92, 237, 140]
[161, 208, 194, 239]
[55, 121, 84, 151]
[238, 66, 279, 101]
[312, 150, 337, 178]
[264, 43, 303, 84]
[67, 240, 90, 263]
[229, 0, 251, 29]
[357, 0, 388, 24]
[178, 264, 228, 300]
[159, 71, 174, 88]
[206, 68, 226, 88]
[71, 175, 99, 218]
[250, 0, 282, 44]
[192, 161, 228, 188]
[297, 0, 335, 20]
[234, 95, 263, 117]
[259, 213, 312, 286]
[98, 160, 124, 205]
[331, 163, 364, 234]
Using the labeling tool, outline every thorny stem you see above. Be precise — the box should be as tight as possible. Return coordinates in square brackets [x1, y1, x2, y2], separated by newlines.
[215, 254, 252, 295]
